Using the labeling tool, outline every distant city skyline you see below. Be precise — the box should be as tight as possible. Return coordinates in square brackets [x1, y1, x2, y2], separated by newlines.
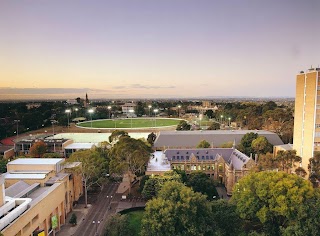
[0, 0, 319, 100]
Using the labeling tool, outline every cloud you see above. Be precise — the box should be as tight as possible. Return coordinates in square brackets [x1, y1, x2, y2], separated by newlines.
[112, 84, 176, 90]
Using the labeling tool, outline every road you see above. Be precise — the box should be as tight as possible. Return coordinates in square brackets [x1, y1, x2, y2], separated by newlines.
[74, 182, 120, 236]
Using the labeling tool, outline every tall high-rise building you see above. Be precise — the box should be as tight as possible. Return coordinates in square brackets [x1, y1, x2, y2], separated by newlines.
[293, 67, 320, 172]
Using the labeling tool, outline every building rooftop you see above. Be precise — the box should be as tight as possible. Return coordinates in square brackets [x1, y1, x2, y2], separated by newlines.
[8, 158, 64, 165]
[154, 130, 284, 148]
[64, 143, 96, 150]
[50, 132, 149, 143]
[4, 173, 47, 180]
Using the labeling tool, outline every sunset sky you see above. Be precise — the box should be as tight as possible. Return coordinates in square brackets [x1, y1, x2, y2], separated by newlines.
[0, 0, 319, 100]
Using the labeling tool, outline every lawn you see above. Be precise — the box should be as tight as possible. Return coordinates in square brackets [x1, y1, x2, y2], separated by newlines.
[77, 118, 181, 129]
[126, 210, 144, 236]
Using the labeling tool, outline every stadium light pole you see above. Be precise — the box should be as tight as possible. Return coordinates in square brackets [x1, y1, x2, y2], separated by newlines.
[129, 109, 134, 128]
[14, 119, 20, 140]
[88, 109, 94, 128]
[74, 108, 78, 118]
[108, 106, 112, 119]
[65, 109, 71, 129]
[154, 109, 159, 128]
[148, 105, 152, 117]
[177, 105, 181, 118]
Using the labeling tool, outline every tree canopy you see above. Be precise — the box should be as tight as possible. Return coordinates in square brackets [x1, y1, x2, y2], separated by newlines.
[109, 136, 152, 176]
[141, 181, 211, 236]
[176, 120, 191, 131]
[186, 171, 219, 200]
[237, 132, 258, 156]
[29, 141, 47, 158]
[231, 171, 314, 235]
[196, 140, 211, 148]
[67, 149, 108, 207]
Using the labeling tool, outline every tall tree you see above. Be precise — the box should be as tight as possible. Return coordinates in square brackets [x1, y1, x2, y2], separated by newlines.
[308, 152, 320, 187]
[108, 130, 129, 143]
[251, 136, 273, 155]
[237, 132, 258, 156]
[104, 214, 131, 236]
[141, 181, 212, 236]
[67, 149, 107, 207]
[142, 171, 181, 200]
[110, 136, 152, 188]
[210, 200, 244, 236]
[231, 171, 314, 235]
[147, 132, 157, 146]
[276, 150, 301, 173]
[186, 171, 219, 200]
[29, 141, 47, 158]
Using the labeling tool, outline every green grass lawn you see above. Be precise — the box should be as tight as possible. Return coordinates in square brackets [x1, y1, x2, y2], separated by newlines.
[77, 118, 181, 128]
[126, 210, 144, 236]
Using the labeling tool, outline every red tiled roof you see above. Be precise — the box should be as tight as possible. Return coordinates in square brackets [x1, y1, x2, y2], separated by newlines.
[0, 137, 15, 146]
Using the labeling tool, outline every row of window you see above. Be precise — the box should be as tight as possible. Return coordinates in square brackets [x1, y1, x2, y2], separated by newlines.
[171, 164, 224, 172]
[171, 155, 215, 161]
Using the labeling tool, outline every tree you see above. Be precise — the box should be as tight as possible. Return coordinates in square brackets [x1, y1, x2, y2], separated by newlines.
[308, 152, 320, 187]
[69, 213, 77, 225]
[256, 152, 277, 171]
[280, 189, 320, 236]
[141, 181, 212, 236]
[210, 200, 244, 236]
[176, 120, 191, 131]
[220, 141, 234, 148]
[204, 109, 214, 119]
[186, 172, 219, 200]
[108, 130, 129, 143]
[110, 136, 152, 191]
[231, 171, 314, 235]
[0, 156, 7, 173]
[42, 153, 62, 158]
[67, 150, 107, 207]
[135, 101, 145, 117]
[207, 122, 220, 130]
[237, 132, 258, 156]
[142, 171, 181, 200]
[147, 132, 156, 146]
[251, 136, 273, 155]
[29, 141, 47, 157]
[276, 150, 301, 173]
[104, 214, 131, 236]
[196, 140, 211, 148]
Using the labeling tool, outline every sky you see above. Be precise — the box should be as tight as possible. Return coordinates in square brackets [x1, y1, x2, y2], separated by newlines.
[0, 0, 319, 100]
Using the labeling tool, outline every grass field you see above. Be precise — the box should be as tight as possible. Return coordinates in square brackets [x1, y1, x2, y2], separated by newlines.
[126, 210, 144, 236]
[77, 118, 181, 129]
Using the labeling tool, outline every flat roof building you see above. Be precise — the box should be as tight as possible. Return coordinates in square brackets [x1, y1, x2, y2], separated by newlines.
[154, 130, 284, 150]
[0, 158, 83, 236]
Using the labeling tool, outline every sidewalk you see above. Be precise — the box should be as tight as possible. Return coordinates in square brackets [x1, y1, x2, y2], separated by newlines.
[56, 204, 91, 236]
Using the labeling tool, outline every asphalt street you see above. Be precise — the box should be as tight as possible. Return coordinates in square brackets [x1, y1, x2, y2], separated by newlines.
[74, 182, 119, 236]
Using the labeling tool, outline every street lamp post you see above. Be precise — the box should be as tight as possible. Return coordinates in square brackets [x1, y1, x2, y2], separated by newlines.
[228, 117, 231, 127]
[74, 108, 78, 118]
[220, 115, 223, 124]
[88, 109, 94, 128]
[51, 120, 57, 137]
[153, 109, 159, 128]
[177, 105, 181, 118]
[108, 106, 112, 119]
[148, 105, 152, 117]
[14, 119, 20, 140]
[129, 109, 134, 128]
[92, 220, 100, 235]
[65, 109, 71, 129]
